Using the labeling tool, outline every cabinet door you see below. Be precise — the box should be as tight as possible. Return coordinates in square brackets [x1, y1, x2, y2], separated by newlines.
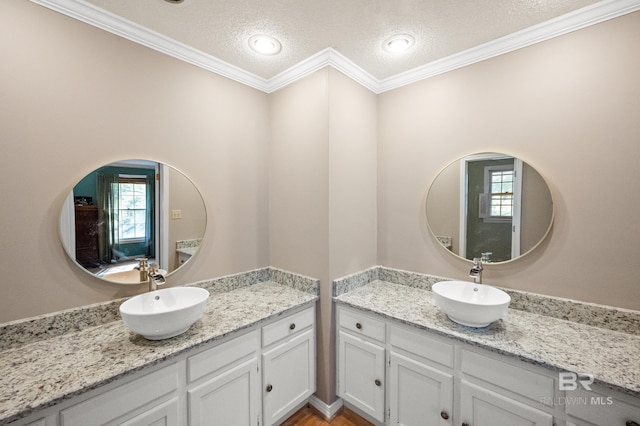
[565, 387, 640, 426]
[337, 330, 386, 423]
[119, 398, 179, 426]
[389, 352, 453, 426]
[460, 381, 553, 426]
[188, 357, 260, 426]
[61, 364, 178, 426]
[262, 328, 315, 426]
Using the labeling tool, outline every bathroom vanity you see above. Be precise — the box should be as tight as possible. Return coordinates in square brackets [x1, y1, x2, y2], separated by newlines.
[0, 268, 318, 426]
[334, 267, 640, 426]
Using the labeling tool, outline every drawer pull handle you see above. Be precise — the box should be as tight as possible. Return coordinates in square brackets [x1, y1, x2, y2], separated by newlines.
[374, 379, 381, 387]
[462, 423, 470, 426]
[266, 384, 273, 392]
[289, 323, 296, 330]
[627, 422, 639, 426]
[356, 322, 362, 329]
[440, 411, 449, 420]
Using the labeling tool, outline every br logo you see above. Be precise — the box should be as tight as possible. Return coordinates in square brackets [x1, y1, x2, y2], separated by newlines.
[558, 372, 594, 391]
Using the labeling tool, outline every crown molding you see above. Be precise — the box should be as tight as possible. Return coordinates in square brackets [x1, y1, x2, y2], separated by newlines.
[30, 0, 270, 91]
[266, 48, 379, 93]
[377, 0, 640, 92]
[30, 0, 640, 94]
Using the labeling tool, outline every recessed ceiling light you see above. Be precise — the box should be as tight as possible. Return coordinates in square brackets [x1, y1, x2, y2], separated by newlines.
[383, 34, 415, 53]
[249, 35, 282, 55]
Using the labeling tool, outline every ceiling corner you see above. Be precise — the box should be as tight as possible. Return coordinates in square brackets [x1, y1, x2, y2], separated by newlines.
[30, 0, 640, 95]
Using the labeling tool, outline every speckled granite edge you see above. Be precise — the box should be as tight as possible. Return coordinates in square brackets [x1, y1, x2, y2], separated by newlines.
[175, 238, 202, 249]
[0, 299, 125, 352]
[0, 282, 318, 425]
[192, 267, 318, 296]
[505, 288, 640, 336]
[0, 267, 318, 351]
[191, 267, 271, 293]
[333, 266, 640, 335]
[333, 282, 640, 398]
[333, 265, 451, 296]
[269, 267, 320, 296]
[332, 266, 379, 297]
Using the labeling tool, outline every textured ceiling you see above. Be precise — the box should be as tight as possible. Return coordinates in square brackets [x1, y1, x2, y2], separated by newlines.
[83, 0, 601, 80]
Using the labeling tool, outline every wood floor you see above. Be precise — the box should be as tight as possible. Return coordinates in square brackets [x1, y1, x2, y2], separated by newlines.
[281, 405, 373, 426]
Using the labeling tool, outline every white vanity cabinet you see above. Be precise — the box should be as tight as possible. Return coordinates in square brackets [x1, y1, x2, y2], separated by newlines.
[565, 385, 640, 426]
[186, 330, 260, 426]
[335, 304, 640, 426]
[459, 348, 555, 426]
[60, 363, 180, 426]
[9, 304, 316, 426]
[388, 325, 454, 426]
[261, 307, 316, 426]
[337, 308, 386, 423]
[459, 381, 553, 426]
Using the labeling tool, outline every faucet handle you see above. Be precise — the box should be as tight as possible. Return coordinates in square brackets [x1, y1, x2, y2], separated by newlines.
[149, 262, 159, 275]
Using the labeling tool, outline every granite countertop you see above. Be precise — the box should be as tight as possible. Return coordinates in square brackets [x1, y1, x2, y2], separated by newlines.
[334, 280, 640, 398]
[176, 246, 198, 256]
[0, 271, 318, 425]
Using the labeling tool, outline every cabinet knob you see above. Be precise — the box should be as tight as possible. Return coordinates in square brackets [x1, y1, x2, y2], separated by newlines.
[627, 422, 639, 426]
[266, 384, 273, 392]
[374, 379, 382, 387]
[356, 322, 362, 329]
[289, 323, 296, 330]
[440, 411, 449, 420]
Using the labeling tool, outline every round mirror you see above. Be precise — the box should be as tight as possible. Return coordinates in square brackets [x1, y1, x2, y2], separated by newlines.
[59, 160, 206, 284]
[426, 153, 553, 264]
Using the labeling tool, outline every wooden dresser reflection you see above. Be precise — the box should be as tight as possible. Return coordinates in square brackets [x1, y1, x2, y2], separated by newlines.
[74, 205, 99, 267]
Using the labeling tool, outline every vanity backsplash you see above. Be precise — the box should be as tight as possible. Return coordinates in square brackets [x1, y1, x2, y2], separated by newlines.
[333, 265, 640, 336]
[0, 267, 319, 352]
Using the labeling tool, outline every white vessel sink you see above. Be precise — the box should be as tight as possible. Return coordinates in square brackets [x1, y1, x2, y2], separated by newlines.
[102, 269, 167, 284]
[431, 281, 511, 327]
[119, 286, 209, 340]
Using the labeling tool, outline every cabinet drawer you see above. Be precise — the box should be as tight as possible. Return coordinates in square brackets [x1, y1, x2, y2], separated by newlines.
[338, 307, 385, 343]
[390, 324, 454, 368]
[566, 387, 640, 425]
[262, 306, 314, 347]
[60, 363, 178, 425]
[461, 349, 554, 406]
[188, 330, 258, 382]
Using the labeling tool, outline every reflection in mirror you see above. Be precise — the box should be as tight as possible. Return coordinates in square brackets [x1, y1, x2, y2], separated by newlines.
[59, 160, 206, 284]
[426, 153, 553, 264]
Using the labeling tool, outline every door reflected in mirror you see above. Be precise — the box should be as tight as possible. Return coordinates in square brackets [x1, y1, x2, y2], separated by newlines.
[59, 160, 206, 284]
[426, 153, 553, 264]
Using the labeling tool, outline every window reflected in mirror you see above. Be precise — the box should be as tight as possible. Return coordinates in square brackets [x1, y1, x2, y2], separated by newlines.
[59, 160, 206, 284]
[426, 153, 553, 264]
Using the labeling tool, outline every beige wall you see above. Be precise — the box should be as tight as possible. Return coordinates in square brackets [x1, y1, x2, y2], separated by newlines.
[2, 0, 639, 408]
[168, 166, 207, 270]
[0, 1, 269, 322]
[520, 163, 554, 253]
[269, 68, 377, 403]
[378, 11, 640, 310]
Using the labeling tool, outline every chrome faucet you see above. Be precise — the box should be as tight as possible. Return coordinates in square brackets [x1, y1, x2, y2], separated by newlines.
[469, 257, 483, 284]
[148, 262, 166, 292]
